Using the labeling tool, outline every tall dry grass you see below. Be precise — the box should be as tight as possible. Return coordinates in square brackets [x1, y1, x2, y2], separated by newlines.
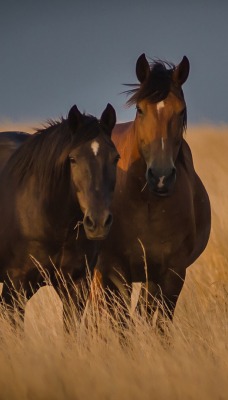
[0, 124, 227, 400]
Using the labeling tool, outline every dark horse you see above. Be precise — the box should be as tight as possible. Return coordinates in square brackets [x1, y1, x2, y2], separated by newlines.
[0, 103, 119, 322]
[98, 54, 211, 326]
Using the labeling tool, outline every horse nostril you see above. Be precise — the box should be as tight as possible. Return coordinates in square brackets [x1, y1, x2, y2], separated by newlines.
[147, 168, 157, 182]
[165, 167, 176, 187]
[171, 167, 176, 177]
[148, 168, 152, 178]
[84, 215, 96, 231]
[169, 167, 176, 181]
[104, 213, 113, 228]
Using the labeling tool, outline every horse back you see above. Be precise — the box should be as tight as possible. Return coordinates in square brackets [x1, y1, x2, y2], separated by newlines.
[0, 131, 30, 173]
[0, 131, 30, 146]
[112, 121, 134, 150]
[112, 121, 140, 173]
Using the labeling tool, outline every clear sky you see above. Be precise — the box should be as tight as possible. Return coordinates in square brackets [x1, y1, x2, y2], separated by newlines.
[0, 0, 228, 125]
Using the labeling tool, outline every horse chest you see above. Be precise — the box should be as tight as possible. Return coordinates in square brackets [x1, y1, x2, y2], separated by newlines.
[120, 194, 195, 281]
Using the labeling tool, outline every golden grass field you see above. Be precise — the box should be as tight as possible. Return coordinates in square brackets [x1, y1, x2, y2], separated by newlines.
[0, 123, 227, 400]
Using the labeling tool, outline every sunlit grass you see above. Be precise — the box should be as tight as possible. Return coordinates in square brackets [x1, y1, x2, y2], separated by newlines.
[0, 124, 227, 399]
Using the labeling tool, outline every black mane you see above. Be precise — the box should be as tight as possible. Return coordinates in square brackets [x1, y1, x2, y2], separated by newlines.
[127, 60, 175, 106]
[126, 59, 187, 130]
[2, 114, 100, 192]
[126, 60, 174, 106]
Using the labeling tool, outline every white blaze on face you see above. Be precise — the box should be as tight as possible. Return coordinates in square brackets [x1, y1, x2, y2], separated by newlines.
[157, 176, 165, 189]
[157, 102, 165, 151]
[91, 140, 100, 156]
[161, 137, 165, 151]
[156, 101, 165, 115]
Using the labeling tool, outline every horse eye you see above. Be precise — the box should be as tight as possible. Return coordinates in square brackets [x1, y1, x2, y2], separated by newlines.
[69, 156, 76, 164]
[136, 106, 143, 115]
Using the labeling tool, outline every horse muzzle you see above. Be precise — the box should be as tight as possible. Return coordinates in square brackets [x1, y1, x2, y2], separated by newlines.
[83, 211, 113, 240]
[146, 167, 176, 196]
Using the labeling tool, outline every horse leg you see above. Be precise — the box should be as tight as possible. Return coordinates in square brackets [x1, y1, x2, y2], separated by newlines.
[158, 267, 186, 321]
[141, 267, 186, 334]
[52, 275, 91, 332]
[99, 271, 132, 333]
[0, 270, 45, 330]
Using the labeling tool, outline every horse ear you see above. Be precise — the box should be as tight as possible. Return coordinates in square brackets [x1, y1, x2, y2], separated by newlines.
[172, 56, 190, 86]
[136, 53, 150, 83]
[100, 103, 116, 136]
[68, 105, 83, 132]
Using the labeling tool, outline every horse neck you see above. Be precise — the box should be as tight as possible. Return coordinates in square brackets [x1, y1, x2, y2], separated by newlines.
[45, 173, 82, 230]
[12, 166, 81, 236]
[112, 120, 141, 173]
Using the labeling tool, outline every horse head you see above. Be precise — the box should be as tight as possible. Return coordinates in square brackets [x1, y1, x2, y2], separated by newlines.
[130, 54, 190, 196]
[67, 104, 119, 239]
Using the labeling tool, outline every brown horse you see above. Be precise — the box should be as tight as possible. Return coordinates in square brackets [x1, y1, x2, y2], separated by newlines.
[98, 54, 211, 325]
[0, 104, 119, 326]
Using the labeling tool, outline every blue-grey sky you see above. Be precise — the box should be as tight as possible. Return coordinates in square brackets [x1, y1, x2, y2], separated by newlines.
[0, 1, 228, 124]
